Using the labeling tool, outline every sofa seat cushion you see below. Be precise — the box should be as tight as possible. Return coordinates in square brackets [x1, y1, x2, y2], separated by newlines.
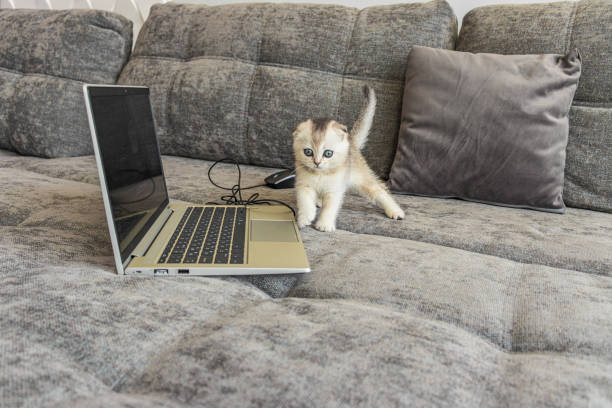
[0, 171, 274, 406]
[2, 155, 611, 406]
[94, 298, 612, 406]
[335, 195, 612, 276]
[0, 262, 269, 408]
[3, 153, 608, 276]
[0, 166, 296, 297]
[5, 276, 612, 407]
[292, 228, 612, 357]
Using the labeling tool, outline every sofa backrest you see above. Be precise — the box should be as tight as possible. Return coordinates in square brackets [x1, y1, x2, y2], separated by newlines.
[118, 1, 457, 178]
[457, 0, 611, 212]
[0, 9, 132, 158]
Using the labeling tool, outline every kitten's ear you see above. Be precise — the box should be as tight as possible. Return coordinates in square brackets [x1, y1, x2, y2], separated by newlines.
[332, 121, 349, 139]
[293, 120, 312, 138]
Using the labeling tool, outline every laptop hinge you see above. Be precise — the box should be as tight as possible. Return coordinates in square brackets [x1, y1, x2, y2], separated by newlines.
[130, 206, 174, 260]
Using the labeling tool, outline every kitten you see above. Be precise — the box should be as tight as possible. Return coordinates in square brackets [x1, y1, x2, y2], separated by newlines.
[292, 86, 405, 232]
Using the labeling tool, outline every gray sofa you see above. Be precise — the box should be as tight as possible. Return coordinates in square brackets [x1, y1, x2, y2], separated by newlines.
[1, 1, 611, 407]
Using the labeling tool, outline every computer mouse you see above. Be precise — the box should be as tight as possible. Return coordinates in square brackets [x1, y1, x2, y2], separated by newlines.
[265, 169, 296, 189]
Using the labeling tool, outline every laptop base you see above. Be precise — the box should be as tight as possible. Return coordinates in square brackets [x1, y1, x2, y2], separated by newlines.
[126, 204, 310, 276]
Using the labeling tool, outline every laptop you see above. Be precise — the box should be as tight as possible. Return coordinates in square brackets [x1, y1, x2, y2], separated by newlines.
[83, 84, 310, 276]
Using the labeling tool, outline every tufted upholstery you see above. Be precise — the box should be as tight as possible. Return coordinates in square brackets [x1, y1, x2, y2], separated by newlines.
[118, 1, 457, 178]
[1, 152, 612, 407]
[0, 9, 132, 158]
[2, 2, 612, 406]
[456, 0, 612, 212]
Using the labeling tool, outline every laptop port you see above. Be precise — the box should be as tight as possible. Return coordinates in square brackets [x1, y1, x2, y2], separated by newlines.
[154, 269, 168, 275]
[178, 269, 189, 274]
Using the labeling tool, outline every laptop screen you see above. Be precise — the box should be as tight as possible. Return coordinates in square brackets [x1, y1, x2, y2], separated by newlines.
[87, 86, 169, 263]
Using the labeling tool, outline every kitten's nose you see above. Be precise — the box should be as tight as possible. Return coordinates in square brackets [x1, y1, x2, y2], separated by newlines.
[313, 160, 321, 167]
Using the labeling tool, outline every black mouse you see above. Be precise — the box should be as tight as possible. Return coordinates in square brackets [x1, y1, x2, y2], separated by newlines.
[265, 169, 296, 189]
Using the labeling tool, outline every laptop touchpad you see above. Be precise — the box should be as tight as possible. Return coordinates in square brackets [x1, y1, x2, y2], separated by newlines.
[250, 220, 298, 242]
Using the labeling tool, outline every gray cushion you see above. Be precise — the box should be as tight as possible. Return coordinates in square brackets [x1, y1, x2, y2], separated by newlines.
[2, 154, 610, 276]
[0, 250, 269, 407]
[2, 153, 611, 406]
[0, 9, 132, 157]
[565, 106, 612, 213]
[388, 46, 581, 213]
[37, 297, 612, 407]
[456, 0, 612, 212]
[292, 228, 612, 357]
[118, 1, 457, 178]
[5, 261, 612, 407]
[2, 168, 611, 405]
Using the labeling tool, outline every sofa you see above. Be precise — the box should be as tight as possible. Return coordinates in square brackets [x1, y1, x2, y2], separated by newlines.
[0, 1, 610, 406]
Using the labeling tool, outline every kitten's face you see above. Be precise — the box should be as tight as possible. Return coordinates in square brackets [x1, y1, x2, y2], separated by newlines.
[293, 119, 349, 171]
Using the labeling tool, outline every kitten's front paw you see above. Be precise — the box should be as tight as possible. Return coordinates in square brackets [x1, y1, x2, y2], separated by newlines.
[316, 198, 322, 208]
[314, 220, 336, 232]
[385, 206, 405, 220]
[297, 214, 315, 229]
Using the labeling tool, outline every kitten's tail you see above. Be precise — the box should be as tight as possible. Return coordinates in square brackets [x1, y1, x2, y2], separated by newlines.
[350, 86, 376, 150]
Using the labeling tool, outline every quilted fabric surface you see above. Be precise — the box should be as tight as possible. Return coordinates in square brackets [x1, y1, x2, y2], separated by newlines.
[2, 1, 611, 406]
[0, 152, 611, 407]
[2, 154, 610, 275]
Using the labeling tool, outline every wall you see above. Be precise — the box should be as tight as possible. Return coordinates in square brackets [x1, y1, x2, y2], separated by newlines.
[2, 0, 578, 39]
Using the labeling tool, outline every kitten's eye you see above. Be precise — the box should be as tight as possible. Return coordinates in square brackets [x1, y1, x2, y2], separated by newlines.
[324, 150, 333, 158]
[304, 148, 313, 157]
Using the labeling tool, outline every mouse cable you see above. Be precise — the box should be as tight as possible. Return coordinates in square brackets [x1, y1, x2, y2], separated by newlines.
[206, 158, 296, 216]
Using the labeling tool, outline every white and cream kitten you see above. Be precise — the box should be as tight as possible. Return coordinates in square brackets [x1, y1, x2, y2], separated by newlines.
[292, 86, 405, 232]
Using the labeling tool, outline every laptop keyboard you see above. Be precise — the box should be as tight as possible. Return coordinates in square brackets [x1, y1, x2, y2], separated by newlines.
[158, 206, 246, 265]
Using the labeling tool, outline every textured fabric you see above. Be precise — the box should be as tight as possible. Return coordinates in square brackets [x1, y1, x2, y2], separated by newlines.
[2, 153, 610, 276]
[4, 290, 612, 406]
[1, 164, 611, 406]
[119, 297, 612, 407]
[456, 0, 612, 212]
[0, 9, 132, 157]
[0, 250, 269, 407]
[292, 228, 612, 355]
[2, 2, 611, 405]
[564, 105, 612, 212]
[388, 46, 582, 212]
[118, 1, 457, 178]
[6, 77, 97, 158]
[0, 149, 17, 157]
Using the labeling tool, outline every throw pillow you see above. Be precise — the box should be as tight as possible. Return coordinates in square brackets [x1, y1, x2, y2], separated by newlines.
[388, 45, 582, 213]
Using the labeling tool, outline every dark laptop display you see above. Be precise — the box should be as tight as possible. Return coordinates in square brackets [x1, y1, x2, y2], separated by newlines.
[87, 87, 169, 262]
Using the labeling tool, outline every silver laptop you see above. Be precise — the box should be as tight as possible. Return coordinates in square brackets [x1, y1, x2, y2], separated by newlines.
[84, 84, 310, 276]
